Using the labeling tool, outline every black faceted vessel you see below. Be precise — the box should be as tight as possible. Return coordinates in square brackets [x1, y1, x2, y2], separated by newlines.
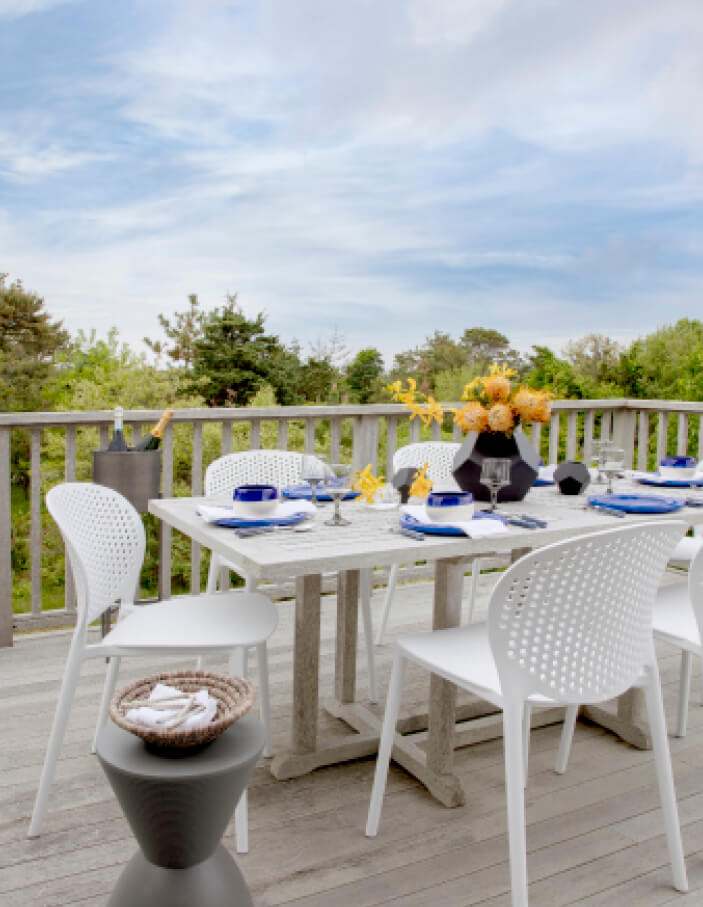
[554, 460, 591, 495]
[452, 427, 540, 503]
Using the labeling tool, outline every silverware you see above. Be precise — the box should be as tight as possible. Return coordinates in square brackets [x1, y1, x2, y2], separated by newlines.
[587, 503, 626, 518]
[521, 513, 548, 528]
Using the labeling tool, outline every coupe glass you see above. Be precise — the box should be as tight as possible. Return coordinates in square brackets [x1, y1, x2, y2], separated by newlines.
[481, 457, 511, 512]
[601, 446, 625, 494]
[325, 463, 352, 526]
[301, 454, 327, 506]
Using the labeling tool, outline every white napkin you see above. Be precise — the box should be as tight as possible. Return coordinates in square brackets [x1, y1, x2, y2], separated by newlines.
[197, 499, 316, 522]
[401, 505, 508, 538]
[538, 464, 557, 481]
[126, 683, 217, 731]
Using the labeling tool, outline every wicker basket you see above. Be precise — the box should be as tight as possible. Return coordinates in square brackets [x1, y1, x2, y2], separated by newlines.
[109, 670, 254, 750]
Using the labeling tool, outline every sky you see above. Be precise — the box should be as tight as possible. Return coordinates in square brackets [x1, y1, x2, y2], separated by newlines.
[1, 0, 702, 368]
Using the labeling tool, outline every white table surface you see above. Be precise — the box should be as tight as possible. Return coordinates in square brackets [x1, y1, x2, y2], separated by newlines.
[149, 480, 703, 805]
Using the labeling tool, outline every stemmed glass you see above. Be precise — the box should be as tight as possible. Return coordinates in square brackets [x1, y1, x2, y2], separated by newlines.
[481, 458, 511, 512]
[590, 440, 605, 483]
[325, 464, 352, 526]
[301, 454, 327, 507]
[601, 447, 625, 495]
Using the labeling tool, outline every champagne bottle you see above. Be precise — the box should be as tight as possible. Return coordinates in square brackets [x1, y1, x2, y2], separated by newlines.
[107, 406, 129, 451]
[133, 409, 174, 451]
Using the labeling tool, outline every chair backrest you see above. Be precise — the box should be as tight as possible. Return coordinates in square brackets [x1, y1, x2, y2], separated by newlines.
[205, 450, 314, 497]
[46, 483, 145, 626]
[392, 442, 461, 486]
[488, 521, 686, 704]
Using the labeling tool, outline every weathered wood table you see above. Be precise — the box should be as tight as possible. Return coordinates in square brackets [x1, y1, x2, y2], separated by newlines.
[150, 480, 703, 807]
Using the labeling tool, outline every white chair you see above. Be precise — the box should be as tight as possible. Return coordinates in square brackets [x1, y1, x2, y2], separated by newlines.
[29, 482, 278, 855]
[204, 450, 378, 702]
[375, 442, 467, 645]
[650, 543, 703, 737]
[366, 521, 688, 907]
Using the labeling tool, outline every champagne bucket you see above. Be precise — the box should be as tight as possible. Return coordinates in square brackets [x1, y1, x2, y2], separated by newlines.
[93, 450, 161, 514]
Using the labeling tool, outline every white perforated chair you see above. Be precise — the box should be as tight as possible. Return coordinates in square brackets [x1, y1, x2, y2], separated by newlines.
[375, 442, 467, 645]
[648, 543, 703, 738]
[204, 450, 378, 702]
[29, 482, 278, 855]
[366, 522, 688, 907]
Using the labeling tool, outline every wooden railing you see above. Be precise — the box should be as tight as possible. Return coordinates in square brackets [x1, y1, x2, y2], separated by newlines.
[2, 397, 703, 645]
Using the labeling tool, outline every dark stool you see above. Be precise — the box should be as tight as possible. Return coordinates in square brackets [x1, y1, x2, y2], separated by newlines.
[96, 715, 264, 907]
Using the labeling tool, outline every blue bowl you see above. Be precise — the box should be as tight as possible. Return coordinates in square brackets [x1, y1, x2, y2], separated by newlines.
[425, 490, 474, 522]
[233, 484, 278, 516]
[660, 456, 696, 479]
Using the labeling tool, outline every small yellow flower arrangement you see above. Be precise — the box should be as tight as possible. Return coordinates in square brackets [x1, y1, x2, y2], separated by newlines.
[388, 363, 552, 435]
[352, 464, 386, 503]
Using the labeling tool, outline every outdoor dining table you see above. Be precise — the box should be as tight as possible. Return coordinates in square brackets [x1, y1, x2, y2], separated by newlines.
[149, 478, 703, 808]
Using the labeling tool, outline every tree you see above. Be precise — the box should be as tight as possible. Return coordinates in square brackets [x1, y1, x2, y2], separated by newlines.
[188, 298, 290, 406]
[459, 327, 523, 374]
[0, 273, 70, 411]
[563, 333, 621, 384]
[345, 348, 384, 403]
[299, 356, 340, 403]
[143, 293, 208, 366]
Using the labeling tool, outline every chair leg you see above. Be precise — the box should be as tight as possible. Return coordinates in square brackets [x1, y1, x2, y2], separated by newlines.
[642, 663, 688, 893]
[28, 637, 85, 838]
[375, 564, 399, 646]
[504, 699, 528, 907]
[91, 655, 121, 754]
[365, 650, 407, 837]
[255, 643, 273, 758]
[229, 646, 248, 678]
[234, 790, 248, 854]
[359, 568, 378, 703]
[677, 651, 693, 737]
[555, 705, 579, 775]
[522, 703, 532, 788]
[466, 557, 483, 623]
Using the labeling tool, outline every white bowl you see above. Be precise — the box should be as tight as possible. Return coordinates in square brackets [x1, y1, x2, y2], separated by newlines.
[424, 501, 475, 523]
[233, 499, 278, 517]
[659, 466, 696, 480]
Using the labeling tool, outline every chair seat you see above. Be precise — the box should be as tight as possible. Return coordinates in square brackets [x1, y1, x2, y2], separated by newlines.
[399, 623, 552, 707]
[668, 535, 703, 569]
[652, 583, 701, 652]
[98, 592, 278, 653]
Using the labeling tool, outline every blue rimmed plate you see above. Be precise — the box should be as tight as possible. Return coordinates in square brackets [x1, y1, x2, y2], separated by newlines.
[281, 484, 361, 502]
[635, 474, 703, 488]
[214, 511, 308, 528]
[399, 511, 507, 536]
[533, 478, 555, 486]
[587, 494, 685, 514]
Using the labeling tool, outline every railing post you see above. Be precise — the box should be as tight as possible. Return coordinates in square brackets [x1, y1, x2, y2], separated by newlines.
[30, 428, 42, 617]
[159, 424, 174, 600]
[0, 427, 12, 646]
[352, 415, 378, 472]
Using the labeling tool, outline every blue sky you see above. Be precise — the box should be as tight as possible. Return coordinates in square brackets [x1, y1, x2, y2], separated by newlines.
[1, 0, 702, 368]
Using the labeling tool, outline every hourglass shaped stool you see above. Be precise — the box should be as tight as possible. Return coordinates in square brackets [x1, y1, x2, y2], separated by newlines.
[96, 714, 264, 907]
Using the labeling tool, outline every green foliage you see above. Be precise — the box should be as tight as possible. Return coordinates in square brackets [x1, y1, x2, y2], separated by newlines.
[345, 348, 384, 403]
[0, 273, 70, 412]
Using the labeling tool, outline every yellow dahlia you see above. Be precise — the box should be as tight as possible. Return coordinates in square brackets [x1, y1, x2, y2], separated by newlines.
[452, 402, 489, 433]
[482, 375, 511, 403]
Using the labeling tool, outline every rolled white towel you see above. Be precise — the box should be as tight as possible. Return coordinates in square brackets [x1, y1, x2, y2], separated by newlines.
[125, 683, 217, 731]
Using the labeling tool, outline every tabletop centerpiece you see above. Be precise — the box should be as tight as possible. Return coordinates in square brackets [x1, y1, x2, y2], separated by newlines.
[388, 365, 553, 503]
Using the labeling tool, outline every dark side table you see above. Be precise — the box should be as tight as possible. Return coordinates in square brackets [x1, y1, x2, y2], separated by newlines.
[96, 715, 264, 907]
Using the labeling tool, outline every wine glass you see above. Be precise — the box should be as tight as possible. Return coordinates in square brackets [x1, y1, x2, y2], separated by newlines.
[325, 463, 352, 526]
[481, 458, 511, 512]
[590, 439, 605, 484]
[301, 454, 327, 506]
[601, 447, 625, 495]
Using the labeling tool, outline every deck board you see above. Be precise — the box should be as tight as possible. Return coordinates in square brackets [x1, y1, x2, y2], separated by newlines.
[2, 574, 703, 905]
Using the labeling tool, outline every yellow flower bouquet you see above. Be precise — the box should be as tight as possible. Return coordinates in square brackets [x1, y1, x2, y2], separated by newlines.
[388, 364, 552, 435]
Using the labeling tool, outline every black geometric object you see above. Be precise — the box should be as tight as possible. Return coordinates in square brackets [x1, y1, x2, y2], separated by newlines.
[392, 467, 419, 504]
[452, 427, 540, 503]
[554, 460, 591, 496]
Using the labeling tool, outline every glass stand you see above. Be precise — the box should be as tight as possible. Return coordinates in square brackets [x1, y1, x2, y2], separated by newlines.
[325, 491, 350, 526]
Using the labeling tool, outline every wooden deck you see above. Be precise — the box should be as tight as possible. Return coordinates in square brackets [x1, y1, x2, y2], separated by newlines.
[3, 575, 703, 905]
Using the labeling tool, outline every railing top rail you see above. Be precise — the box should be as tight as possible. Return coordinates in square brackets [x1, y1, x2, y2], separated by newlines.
[0, 398, 702, 428]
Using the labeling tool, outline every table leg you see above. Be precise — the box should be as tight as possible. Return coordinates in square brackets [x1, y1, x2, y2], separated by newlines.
[425, 557, 466, 805]
[336, 569, 359, 704]
[291, 574, 322, 755]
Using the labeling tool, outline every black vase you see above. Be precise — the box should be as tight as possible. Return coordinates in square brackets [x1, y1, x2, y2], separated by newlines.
[452, 427, 540, 503]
